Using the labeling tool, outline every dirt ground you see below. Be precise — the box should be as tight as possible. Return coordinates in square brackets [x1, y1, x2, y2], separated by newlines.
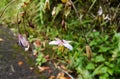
[0, 26, 42, 79]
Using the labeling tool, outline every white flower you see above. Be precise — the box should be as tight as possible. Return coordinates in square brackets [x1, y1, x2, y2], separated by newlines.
[104, 14, 111, 20]
[98, 6, 103, 15]
[51, 7, 56, 16]
[49, 38, 73, 50]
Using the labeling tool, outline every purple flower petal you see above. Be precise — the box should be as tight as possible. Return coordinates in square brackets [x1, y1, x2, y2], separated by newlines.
[49, 38, 73, 50]
[63, 43, 73, 50]
[63, 40, 71, 43]
[49, 41, 59, 45]
[18, 34, 29, 51]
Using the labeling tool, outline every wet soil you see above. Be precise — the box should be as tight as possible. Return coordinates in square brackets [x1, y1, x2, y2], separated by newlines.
[0, 26, 41, 79]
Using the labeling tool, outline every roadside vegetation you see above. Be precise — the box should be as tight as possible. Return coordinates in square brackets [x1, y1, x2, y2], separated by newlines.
[0, 0, 120, 79]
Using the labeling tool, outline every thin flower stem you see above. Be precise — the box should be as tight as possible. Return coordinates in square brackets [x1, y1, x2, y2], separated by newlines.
[22, 11, 28, 35]
[113, 3, 120, 20]
[87, 0, 97, 13]
[69, 0, 79, 18]
[17, 10, 21, 34]
[22, 7, 31, 27]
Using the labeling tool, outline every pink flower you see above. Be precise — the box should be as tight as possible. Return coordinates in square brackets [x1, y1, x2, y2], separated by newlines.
[49, 38, 73, 50]
[18, 34, 29, 51]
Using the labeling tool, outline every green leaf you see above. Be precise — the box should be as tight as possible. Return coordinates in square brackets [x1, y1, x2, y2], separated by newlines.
[114, 33, 120, 40]
[92, 64, 104, 76]
[99, 66, 108, 74]
[107, 68, 114, 75]
[36, 53, 46, 66]
[94, 55, 105, 63]
[92, 65, 108, 76]
[98, 46, 110, 52]
[104, 35, 109, 41]
[76, 67, 92, 79]
[99, 73, 109, 79]
[81, 20, 92, 25]
[90, 40, 97, 46]
[86, 63, 95, 70]
[105, 62, 114, 68]
[93, 32, 100, 37]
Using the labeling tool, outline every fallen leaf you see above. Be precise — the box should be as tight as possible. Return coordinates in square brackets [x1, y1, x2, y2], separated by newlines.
[61, 0, 67, 3]
[18, 61, 23, 66]
[59, 76, 68, 79]
[86, 44, 92, 60]
[67, 60, 71, 64]
[33, 40, 41, 47]
[38, 66, 50, 72]
[29, 67, 34, 70]
[32, 49, 38, 56]
[44, 55, 50, 60]
[49, 75, 55, 79]
[57, 72, 65, 79]
[60, 65, 67, 71]
[0, 38, 4, 42]
[57, 70, 71, 79]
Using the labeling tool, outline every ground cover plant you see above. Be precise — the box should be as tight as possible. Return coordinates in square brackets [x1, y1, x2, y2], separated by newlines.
[0, 0, 120, 79]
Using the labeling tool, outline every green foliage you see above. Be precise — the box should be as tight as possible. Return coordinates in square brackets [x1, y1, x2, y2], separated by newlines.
[63, 31, 120, 79]
[36, 53, 46, 66]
